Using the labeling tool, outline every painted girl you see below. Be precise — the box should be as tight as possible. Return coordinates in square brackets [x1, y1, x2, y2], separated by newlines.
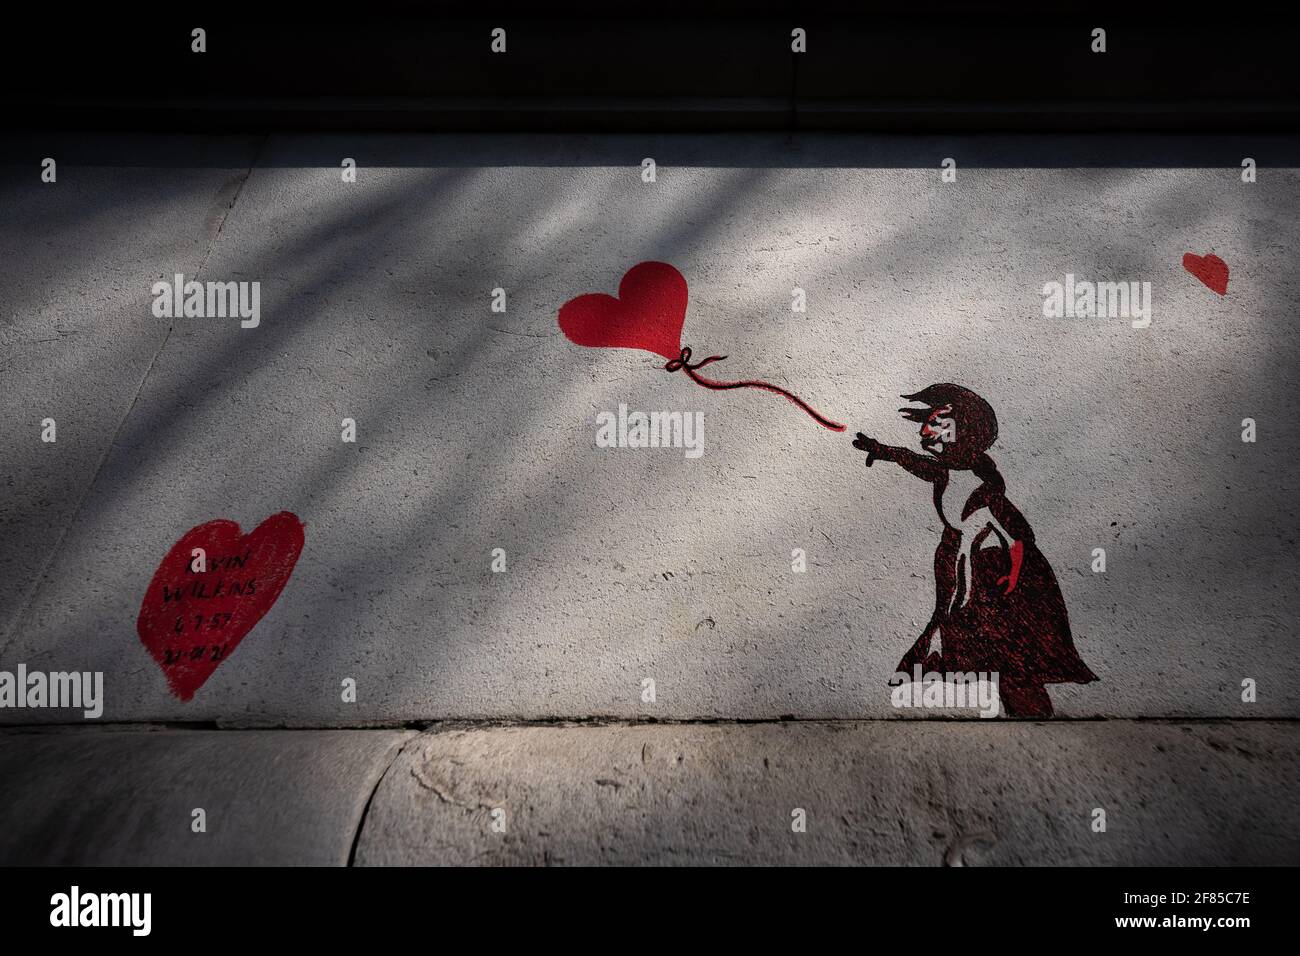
[852, 384, 1097, 717]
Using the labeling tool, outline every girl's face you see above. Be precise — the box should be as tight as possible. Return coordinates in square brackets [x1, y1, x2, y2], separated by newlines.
[917, 405, 956, 456]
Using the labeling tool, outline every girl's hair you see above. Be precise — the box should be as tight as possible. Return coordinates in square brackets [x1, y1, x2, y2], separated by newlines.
[899, 383, 998, 464]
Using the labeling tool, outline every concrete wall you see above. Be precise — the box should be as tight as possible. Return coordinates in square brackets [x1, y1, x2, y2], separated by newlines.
[2, 133, 1295, 726]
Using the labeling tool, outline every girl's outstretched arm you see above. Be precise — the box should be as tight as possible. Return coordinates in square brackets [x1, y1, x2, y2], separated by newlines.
[852, 433, 945, 483]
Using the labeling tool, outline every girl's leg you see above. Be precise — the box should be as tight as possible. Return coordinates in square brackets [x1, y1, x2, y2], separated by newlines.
[999, 679, 1053, 718]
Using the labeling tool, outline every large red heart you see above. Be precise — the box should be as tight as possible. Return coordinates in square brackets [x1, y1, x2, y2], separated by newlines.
[137, 512, 304, 701]
[558, 261, 687, 361]
[1183, 252, 1229, 296]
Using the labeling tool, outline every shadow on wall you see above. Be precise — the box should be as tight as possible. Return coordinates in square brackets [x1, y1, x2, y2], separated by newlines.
[0, 133, 1296, 720]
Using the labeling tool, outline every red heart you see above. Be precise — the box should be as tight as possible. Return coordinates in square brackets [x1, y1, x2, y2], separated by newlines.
[137, 512, 304, 701]
[1183, 252, 1229, 296]
[558, 261, 687, 361]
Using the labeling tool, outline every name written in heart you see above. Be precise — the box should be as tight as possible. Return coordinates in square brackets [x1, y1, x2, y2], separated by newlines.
[161, 571, 259, 604]
[161, 555, 255, 653]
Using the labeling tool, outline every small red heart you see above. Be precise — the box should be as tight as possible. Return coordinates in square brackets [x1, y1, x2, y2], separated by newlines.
[137, 512, 304, 701]
[1183, 252, 1229, 296]
[558, 261, 688, 361]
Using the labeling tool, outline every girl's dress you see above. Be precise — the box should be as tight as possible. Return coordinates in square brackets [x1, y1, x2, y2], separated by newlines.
[896, 456, 1098, 694]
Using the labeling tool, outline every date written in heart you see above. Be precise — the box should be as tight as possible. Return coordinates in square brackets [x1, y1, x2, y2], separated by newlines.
[162, 638, 231, 666]
[149, 583, 259, 681]
[162, 602, 237, 664]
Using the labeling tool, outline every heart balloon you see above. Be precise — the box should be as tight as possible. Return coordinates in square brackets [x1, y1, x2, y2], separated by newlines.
[1183, 252, 1229, 296]
[137, 512, 305, 701]
[558, 261, 687, 361]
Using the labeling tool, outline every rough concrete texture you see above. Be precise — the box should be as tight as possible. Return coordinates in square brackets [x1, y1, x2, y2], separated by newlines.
[355, 721, 1300, 866]
[1, 133, 1297, 723]
[0, 727, 411, 865]
[0, 135, 262, 644]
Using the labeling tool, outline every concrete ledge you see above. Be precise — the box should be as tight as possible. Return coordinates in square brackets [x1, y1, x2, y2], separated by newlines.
[0, 721, 1294, 866]
[355, 721, 1300, 866]
[0, 728, 412, 865]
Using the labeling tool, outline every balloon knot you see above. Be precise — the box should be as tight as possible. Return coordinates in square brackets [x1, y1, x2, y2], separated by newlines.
[663, 347, 692, 372]
[664, 346, 726, 373]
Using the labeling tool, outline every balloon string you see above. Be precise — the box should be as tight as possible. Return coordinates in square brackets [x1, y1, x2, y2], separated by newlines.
[663, 347, 846, 433]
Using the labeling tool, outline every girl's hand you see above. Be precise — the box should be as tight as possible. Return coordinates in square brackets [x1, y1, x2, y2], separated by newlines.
[996, 540, 1025, 595]
[853, 433, 884, 468]
[852, 432, 880, 454]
